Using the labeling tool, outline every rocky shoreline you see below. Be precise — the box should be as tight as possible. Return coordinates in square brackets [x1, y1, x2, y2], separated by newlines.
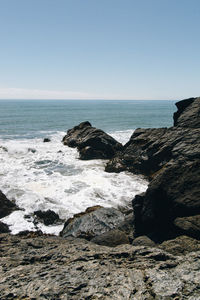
[0, 97, 200, 299]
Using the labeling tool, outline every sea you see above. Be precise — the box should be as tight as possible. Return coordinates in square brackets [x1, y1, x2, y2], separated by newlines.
[0, 100, 176, 235]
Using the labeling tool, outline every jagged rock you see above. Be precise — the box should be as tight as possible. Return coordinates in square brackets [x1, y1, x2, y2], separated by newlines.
[34, 210, 61, 225]
[91, 229, 129, 247]
[0, 221, 10, 233]
[62, 121, 123, 159]
[60, 206, 125, 240]
[105, 97, 200, 241]
[1, 233, 200, 299]
[0, 190, 18, 218]
[174, 215, 200, 239]
[43, 138, 51, 142]
[132, 235, 156, 247]
[174, 97, 200, 128]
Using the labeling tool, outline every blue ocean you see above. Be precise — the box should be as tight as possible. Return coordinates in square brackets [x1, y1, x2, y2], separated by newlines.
[0, 100, 176, 235]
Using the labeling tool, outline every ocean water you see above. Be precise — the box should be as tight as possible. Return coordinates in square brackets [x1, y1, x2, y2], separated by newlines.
[0, 100, 176, 235]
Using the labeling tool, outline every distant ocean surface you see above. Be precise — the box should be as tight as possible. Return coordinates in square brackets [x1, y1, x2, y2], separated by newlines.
[0, 100, 176, 235]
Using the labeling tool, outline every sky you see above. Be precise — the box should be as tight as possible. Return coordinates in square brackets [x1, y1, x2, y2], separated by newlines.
[0, 0, 200, 100]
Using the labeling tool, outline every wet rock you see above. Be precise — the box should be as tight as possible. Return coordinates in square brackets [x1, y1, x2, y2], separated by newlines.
[62, 121, 123, 159]
[0, 190, 18, 218]
[60, 206, 125, 240]
[43, 138, 51, 142]
[1, 233, 200, 299]
[91, 229, 129, 247]
[34, 210, 61, 226]
[0, 221, 10, 233]
[174, 215, 200, 239]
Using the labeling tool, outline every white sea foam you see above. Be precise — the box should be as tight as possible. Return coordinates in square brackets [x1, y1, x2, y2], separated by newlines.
[0, 130, 148, 235]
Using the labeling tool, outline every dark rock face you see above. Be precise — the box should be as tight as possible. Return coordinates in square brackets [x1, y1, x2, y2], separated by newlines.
[34, 210, 60, 226]
[106, 97, 200, 241]
[62, 121, 123, 159]
[1, 233, 200, 299]
[60, 206, 125, 240]
[0, 221, 10, 233]
[43, 138, 51, 142]
[0, 190, 18, 218]
[174, 97, 200, 128]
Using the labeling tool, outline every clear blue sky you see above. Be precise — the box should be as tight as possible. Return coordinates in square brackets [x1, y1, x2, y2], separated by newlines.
[0, 0, 199, 100]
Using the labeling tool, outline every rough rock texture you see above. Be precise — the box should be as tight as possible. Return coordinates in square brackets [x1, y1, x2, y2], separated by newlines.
[34, 209, 61, 226]
[60, 206, 125, 241]
[132, 236, 156, 247]
[0, 190, 18, 218]
[174, 97, 200, 128]
[62, 121, 123, 159]
[106, 97, 200, 241]
[1, 233, 200, 299]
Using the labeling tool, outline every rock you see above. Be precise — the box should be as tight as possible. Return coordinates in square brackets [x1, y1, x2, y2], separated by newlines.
[91, 229, 129, 247]
[60, 206, 125, 240]
[132, 236, 156, 247]
[174, 215, 200, 239]
[62, 121, 123, 159]
[0, 221, 10, 233]
[43, 138, 51, 142]
[34, 210, 61, 225]
[174, 97, 200, 128]
[0, 190, 18, 218]
[160, 235, 200, 255]
[105, 97, 200, 242]
[1, 233, 200, 299]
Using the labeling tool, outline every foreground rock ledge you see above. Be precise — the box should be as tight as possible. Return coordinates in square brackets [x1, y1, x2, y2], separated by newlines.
[1, 233, 200, 300]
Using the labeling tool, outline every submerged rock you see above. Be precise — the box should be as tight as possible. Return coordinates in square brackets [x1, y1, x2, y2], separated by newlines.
[62, 121, 123, 159]
[0, 190, 18, 218]
[60, 206, 125, 240]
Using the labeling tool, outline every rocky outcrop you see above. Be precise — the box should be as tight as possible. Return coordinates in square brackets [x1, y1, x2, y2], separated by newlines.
[106, 97, 200, 242]
[0, 190, 18, 219]
[62, 121, 123, 159]
[60, 206, 125, 241]
[1, 233, 200, 299]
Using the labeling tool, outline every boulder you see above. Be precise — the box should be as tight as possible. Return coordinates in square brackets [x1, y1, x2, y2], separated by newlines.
[132, 235, 156, 247]
[0, 190, 18, 218]
[174, 215, 200, 239]
[62, 121, 123, 159]
[34, 210, 61, 226]
[91, 229, 129, 247]
[160, 235, 200, 255]
[60, 206, 125, 240]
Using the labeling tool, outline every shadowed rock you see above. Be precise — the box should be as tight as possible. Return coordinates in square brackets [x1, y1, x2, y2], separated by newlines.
[0, 190, 18, 218]
[34, 210, 61, 226]
[62, 121, 123, 159]
[0, 221, 10, 233]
